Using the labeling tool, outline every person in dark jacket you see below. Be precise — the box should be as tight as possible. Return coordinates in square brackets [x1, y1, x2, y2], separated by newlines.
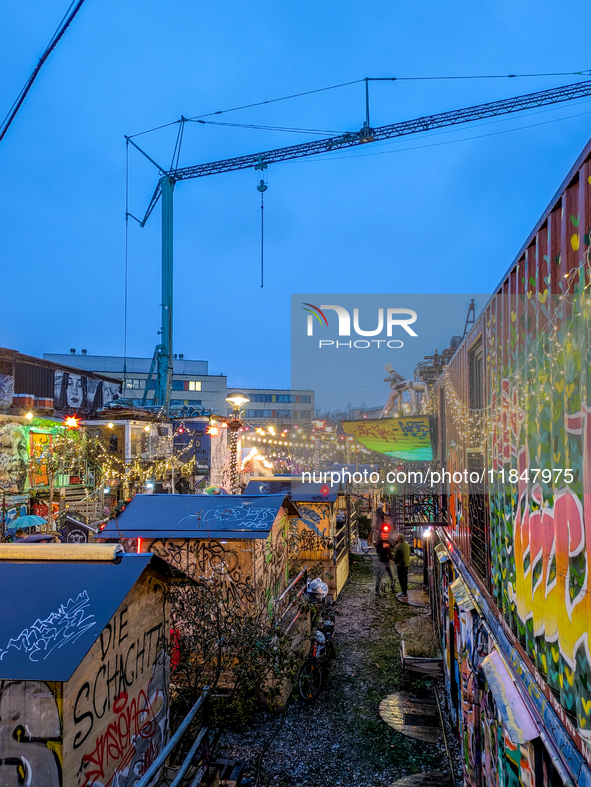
[393, 534, 411, 600]
[375, 537, 395, 596]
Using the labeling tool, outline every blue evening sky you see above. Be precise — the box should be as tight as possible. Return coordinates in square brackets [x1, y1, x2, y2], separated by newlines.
[1, 1, 590, 398]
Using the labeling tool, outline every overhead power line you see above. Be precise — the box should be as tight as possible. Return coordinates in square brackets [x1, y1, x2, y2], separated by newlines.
[0, 0, 87, 145]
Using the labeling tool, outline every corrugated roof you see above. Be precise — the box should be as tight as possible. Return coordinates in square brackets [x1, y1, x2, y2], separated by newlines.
[0, 554, 156, 681]
[100, 494, 294, 539]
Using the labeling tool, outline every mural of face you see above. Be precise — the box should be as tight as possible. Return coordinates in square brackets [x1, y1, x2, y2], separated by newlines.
[66, 374, 84, 408]
[102, 382, 121, 404]
[0, 423, 28, 494]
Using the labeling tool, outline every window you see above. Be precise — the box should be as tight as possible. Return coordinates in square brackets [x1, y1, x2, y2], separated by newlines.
[172, 380, 184, 391]
[188, 380, 202, 391]
[251, 393, 272, 402]
[275, 410, 291, 417]
[468, 452, 490, 584]
[301, 395, 311, 403]
[469, 338, 484, 410]
[276, 395, 291, 402]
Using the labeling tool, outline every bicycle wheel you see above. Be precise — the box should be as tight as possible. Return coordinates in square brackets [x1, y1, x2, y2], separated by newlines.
[298, 660, 323, 702]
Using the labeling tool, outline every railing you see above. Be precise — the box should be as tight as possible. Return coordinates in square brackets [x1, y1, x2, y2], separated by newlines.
[348, 503, 359, 547]
[135, 687, 210, 787]
[334, 522, 348, 562]
[276, 567, 308, 634]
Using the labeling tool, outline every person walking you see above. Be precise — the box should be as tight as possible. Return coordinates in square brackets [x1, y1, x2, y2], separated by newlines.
[393, 533, 411, 601]
[375, 536, 395, 596]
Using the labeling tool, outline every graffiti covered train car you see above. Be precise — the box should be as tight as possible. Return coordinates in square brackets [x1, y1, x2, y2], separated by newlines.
[433, 137, 591, 786]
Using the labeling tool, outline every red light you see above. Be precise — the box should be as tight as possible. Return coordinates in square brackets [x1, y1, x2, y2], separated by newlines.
[137, 537, 142, 554]
[381, 523, 390, 533]
[64, 415, 81, 429]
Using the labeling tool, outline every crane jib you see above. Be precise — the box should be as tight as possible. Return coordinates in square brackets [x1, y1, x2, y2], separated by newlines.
[167, 78, 591, 182]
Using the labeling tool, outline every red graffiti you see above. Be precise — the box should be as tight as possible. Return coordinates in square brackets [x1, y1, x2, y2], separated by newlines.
[81, 680, 163, 786]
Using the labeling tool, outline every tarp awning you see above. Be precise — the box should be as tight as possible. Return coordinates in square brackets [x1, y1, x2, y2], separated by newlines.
[449, 576, 476, 611]
[482, 651, 539, 744]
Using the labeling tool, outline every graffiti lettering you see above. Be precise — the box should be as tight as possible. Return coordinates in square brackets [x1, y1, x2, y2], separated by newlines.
[80, 676, 165, 787]
[72, 606, 164, 751]
[178, 504, 277, 530]
[0, 591, 95, 663]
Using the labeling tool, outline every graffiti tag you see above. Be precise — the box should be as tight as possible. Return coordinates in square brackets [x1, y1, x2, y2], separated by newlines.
[0, 591, 95, 663]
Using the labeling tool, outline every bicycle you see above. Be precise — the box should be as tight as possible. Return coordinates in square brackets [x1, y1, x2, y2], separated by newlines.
[297, 593, 336, 701]
[298, 630, 325, 701]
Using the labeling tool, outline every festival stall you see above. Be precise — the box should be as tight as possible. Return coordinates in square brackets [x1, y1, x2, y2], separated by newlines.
[243, 477, 349, 599]
[0, 543, 174, 787]
[99, 493, 299, 607]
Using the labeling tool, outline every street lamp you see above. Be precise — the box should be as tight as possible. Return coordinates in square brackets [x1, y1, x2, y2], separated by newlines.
[225, 392, 250, 494]
[310, 418, 327, 472]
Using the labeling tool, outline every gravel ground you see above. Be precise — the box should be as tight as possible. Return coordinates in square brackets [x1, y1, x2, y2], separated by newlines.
[216, 555, 464, 787]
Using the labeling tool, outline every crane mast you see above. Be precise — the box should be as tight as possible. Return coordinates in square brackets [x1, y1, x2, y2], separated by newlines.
[133, 78, 591, 414]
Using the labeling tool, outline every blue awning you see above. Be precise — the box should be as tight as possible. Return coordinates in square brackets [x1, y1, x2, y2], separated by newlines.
[99, 494, 296, 540]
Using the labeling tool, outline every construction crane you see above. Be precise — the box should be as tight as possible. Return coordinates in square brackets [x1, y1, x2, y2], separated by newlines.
[130, 78, 591, 415]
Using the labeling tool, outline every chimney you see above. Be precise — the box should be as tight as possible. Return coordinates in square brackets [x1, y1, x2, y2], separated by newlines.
[179, 353, 184, 360]
[70, 348, 76, 355]
[81, 349, 87, 355]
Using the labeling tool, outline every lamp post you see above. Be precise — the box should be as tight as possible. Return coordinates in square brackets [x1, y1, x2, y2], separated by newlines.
[225, 392, 250, 495]
[310, 418, 327, 472]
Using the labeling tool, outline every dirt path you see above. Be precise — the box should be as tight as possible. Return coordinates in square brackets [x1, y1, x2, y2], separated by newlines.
[217, 555, 455, 787]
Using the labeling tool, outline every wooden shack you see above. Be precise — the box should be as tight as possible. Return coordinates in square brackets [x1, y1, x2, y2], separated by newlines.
[244, 478, 349, 599]
[99, 493, 300, 607]
[0, 543, 173, 787]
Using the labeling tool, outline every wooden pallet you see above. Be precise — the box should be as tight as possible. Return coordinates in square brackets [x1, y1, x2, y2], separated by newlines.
[213, 758, 244, 787]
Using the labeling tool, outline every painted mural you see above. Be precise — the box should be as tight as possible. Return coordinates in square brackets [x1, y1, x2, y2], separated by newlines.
[0, 373, 14, 410]
[486, 287, 591, 739]
[0, 421, 28, 494]
[436, 151, 591, 784]
[54, 372, 121, 412]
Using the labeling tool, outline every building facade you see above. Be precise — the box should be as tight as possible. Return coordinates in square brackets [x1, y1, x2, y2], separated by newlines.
[238, 386, 314, 426]
[43, 353, 315, 427]
[44, 351, 227, 414]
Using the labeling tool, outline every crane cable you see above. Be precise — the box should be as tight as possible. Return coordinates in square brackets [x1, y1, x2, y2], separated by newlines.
[0, 0, 87, 144]
[255, 160, 268, 288]
[127, 69, 591, 139]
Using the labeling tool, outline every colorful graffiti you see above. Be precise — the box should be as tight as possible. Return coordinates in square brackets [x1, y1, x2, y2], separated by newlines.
[484, 289, 591, 737]
[437, 153, 591, 784]
[0, 679, 62, 787]
[342, 416, 433, 460]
